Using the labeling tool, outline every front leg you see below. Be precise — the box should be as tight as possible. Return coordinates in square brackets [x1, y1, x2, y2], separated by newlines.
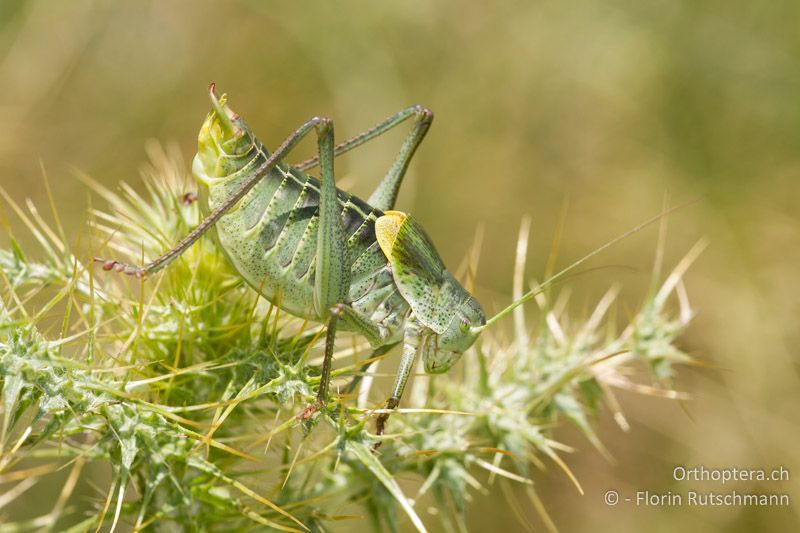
[374, 316, 424, 448]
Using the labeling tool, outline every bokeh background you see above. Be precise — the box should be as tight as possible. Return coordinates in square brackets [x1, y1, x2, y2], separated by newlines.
[1, 1, 798, 531]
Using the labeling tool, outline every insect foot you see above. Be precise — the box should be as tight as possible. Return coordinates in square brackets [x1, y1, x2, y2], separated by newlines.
[372, 397, 400, 451]
[93, 258, 145, 278]
[296, 305, 344, 429]
[181, 191, 198, 205]
[296, 400, 325, 421]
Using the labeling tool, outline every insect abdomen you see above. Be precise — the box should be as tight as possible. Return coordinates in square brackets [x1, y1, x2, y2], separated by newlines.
[195, 141, 409, 333]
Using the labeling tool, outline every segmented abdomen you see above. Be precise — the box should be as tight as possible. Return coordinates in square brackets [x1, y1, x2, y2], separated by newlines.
[196, 141, 409, 343]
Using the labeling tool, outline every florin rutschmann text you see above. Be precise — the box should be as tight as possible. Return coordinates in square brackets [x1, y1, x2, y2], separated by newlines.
[603, 465, 790, 508]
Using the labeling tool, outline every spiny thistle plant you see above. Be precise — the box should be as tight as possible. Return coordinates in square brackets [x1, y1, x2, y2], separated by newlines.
[0, 143, 702, 532]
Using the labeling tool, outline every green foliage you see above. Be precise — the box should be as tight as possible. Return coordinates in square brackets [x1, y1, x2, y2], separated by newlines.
[0, 146, 698, 532]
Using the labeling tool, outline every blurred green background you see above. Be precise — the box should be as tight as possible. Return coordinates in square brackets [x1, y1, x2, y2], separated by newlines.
[1, 0, 798, 531]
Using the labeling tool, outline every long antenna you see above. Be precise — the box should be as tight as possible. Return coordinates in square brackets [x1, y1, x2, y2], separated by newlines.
[476, 199, 699, 331]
